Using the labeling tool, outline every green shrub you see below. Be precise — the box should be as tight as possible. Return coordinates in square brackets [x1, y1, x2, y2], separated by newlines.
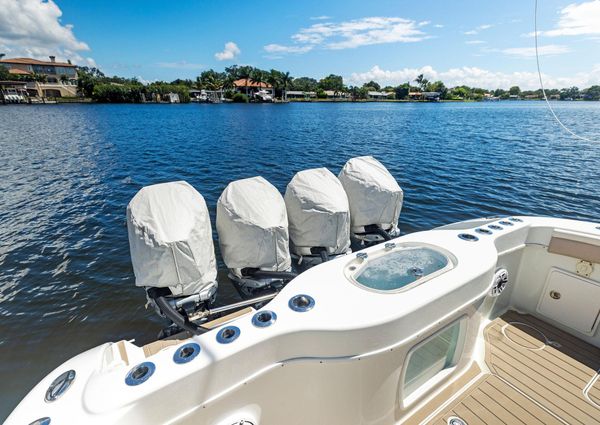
[232, 93, 249, 103]
[93, 83, 133, 103]
[316, 89, 327, 99]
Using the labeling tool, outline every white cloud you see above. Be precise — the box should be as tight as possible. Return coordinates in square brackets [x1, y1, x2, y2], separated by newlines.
[264, 16, 429, 54]
[542, 0, 600, 36]
[463, 24, 493, 35]
[0, 0, 93, 65]
[347, 64, 600, 90]
[214, 41, 240, 61]
[521, 31, 542, 38]
[434, 24, 444, 28]
[501, 44, 570, 57]
[466, 40, 485, 45]
[264, 43, 313, 54]
[156, 61, 205, 70]
[310, 16, 331, 20]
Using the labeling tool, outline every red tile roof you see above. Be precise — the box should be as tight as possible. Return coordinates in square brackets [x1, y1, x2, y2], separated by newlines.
[8, 68, 32, 75]
[0, 57, 76, 67]
[233, 78, 272, 88]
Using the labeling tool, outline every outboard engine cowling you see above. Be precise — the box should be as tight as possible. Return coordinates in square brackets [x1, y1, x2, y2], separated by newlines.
[217, 176, 294, 295]
[284, 168, 351, 267]
[338, 156, 403, 245]
[127, 181, 218, 332]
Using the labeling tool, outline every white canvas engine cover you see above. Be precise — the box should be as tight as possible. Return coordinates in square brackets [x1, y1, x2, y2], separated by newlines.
[284, 168, 350, 255]
[126, 181, 217, 297]
[217, 176, 291, 271]
[338, 156, 403, 231]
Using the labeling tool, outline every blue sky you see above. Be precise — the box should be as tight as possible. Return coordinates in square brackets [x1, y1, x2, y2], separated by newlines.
[1, 0, 600, 89]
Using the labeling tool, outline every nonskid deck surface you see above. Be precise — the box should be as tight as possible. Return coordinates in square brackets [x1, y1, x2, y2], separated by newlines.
[424, 311, 600, 425]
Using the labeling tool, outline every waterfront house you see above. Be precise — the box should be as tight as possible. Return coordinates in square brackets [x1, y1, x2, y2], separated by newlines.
[408, 91, 440, 101]
[286, 90, 316, 100]
[233, 78, 273, 97]
[367, 91, 394, 100]
[0, 56, 78, 98]
[323, 90, 350, 99]
[189, 89, 203, 101]
[422, 91, 441, 101]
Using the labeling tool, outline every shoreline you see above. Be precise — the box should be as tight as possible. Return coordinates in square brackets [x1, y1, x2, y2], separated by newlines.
[2, 98, 597, 105]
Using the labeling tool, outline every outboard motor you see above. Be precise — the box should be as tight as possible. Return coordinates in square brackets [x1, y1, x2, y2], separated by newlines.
[217, 176, 296, 297]
[127, 181, 218, 335]
[284, 168, 351, 269]
[338, 156, 403, 246]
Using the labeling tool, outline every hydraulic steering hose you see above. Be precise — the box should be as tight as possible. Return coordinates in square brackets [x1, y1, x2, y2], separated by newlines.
[249, 269, 298, 280]
[148, 288, 209, 335]
[365, 224, 392, 241]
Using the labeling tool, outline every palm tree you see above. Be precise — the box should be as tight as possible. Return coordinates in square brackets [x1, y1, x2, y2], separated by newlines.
[280, 71, 291, 101]
[251, 70, 265, 87]
[267, 70, 281, 99]
[59, 74, 69, 84]
[415, 74, 429, 92]
[250, 69, 266, 98]
[0, 53, 5, 60]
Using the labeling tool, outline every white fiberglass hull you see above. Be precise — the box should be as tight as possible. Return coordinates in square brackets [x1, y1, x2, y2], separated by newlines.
[8, 216, 600, 425]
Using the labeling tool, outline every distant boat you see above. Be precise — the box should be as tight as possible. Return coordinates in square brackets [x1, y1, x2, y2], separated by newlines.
[254, 89, 273, 102]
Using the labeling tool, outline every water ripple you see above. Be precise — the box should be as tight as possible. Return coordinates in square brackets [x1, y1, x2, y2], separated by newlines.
[1, 101, 600, 418]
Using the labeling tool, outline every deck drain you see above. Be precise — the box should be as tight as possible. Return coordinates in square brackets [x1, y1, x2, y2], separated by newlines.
[447, 416, 467, 425]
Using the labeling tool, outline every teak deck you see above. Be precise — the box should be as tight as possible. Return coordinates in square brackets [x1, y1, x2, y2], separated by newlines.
[423, 311, 600, 425]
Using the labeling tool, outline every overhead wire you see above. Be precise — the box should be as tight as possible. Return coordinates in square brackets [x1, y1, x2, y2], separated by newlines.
[534, 0, 595, 143]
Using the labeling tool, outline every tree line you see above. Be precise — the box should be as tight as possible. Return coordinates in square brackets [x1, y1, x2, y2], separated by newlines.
[2, 62, 599, 102]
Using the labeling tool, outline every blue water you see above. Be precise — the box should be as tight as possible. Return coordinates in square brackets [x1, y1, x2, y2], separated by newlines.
[1, 101, 600, 417]
[356, 247, 449, 291]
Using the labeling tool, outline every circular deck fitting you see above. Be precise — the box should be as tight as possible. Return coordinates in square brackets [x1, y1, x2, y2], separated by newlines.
[498, 220, 513, 226]
[173, 343, 201, 364]
[216, 326, 240, 344]
[45, 370, 75, 402]
[125, 362, 155, 386]
[448, 417, 467, 425]
[252, 310, 277, 328]
[488, 224, 503, 231]
[289, 294, 315, 312]
[508, 217, 523, 222]
[458, 233, 479, 242]
[475, 228, 493, 235]
[356, 252, 368, 260]
[29, 418, 51, 425]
